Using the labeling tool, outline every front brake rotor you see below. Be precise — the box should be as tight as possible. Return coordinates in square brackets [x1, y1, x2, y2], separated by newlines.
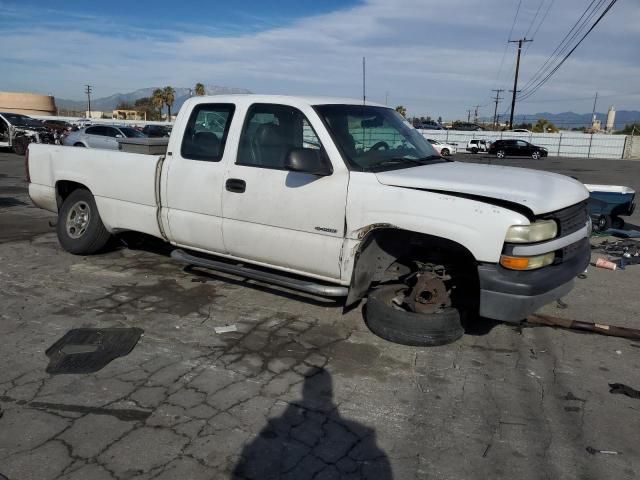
[405, 272, 451, 314]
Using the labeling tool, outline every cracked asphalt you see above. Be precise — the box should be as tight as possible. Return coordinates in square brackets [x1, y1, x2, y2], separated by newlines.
[1, 150, 640, 479]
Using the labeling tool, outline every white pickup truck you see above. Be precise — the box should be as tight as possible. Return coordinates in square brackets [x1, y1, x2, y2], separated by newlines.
[27, 95, 591, 346]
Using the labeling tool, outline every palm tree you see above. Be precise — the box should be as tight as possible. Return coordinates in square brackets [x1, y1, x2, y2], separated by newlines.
[195, 83, 206, 96]
[164, 86, 175, 120]
[152, 88, 165, 119]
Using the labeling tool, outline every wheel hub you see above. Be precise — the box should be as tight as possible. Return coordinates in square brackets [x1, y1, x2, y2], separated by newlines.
[405, 271, 451, 314]
[66, 201, 91, 239]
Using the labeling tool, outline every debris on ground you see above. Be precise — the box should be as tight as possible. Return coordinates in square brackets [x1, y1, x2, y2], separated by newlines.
[609, 383, 640, 399]
[214, 324, 238, 334]
[45, 328, 144, 374]
[586, 446, 620, 455]
[592, 239, 640, 269]
[595, 257, 617, 270]
[526, 314, 640, 340]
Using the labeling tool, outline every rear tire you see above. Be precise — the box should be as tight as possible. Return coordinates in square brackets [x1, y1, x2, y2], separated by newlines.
[496, 150, 505, 159]
[365, 284, 464, 347]
[471, 147, 479, 154]
[57, 189, 111, 255]
[595, 214, 612, 232]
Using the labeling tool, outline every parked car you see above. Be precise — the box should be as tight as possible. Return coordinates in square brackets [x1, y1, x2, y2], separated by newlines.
[466, 139, 490, 153]
[488, 139, 548, 159]
[454, 123, 484, 131]
[585, 184, 636, 231]
[415, 121, 444, 130]
[63, 125, 147, 150]
[504, 129, 532, 133]
[427, 139, 456, 156]
[27, 94, 590, 347]
[0, 112, 55, 155]
[142, 124, 172, 137]
[42, 119, 73, 133]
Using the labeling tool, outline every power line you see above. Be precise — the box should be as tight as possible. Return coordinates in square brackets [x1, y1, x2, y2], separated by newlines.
[495, 0, 522, 84]
[518, 0, 607, 96]
[523, 0, 545, 39]
[524, 0, 556, 55]
[518, 0, 618, 101]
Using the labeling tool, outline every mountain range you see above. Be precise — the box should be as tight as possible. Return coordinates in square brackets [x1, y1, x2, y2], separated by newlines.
[56, 85, 252, 113]
[498, 110, 640, 129]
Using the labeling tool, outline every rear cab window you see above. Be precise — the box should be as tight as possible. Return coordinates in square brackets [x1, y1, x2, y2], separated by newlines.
[181, 104, 235, 162]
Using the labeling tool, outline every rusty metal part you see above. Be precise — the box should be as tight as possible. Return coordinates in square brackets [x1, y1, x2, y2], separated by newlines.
[527, 314, 640, 340]
[405, 272, 451, 314]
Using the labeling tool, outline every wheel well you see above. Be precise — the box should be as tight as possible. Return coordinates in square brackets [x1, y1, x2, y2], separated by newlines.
[56, 181, 89, 209]
[346, 228, 479, 306]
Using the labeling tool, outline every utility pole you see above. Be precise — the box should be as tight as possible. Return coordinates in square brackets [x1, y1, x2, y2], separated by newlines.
[473, 104, 482, 124]
[491, 89, 504, 128]
[85, 85, 93, 119]
[508, 38, 532, 129]
[362, 57, 366, 104]
[385, 91, 389, 106]
[467, 109, 472, 122]
[591, 91, 598, 126]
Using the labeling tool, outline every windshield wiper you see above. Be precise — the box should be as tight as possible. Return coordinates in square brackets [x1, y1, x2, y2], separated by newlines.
[373, 155, 442, 168]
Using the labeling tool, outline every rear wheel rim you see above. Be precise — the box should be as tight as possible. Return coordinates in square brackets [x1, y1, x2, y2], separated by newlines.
[66, 201, 91, 239]
[497, 151, 505, 158]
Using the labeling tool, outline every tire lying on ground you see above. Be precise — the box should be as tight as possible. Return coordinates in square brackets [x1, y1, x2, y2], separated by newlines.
[57, 188, 111, 255]
[365, 284, 464, 346]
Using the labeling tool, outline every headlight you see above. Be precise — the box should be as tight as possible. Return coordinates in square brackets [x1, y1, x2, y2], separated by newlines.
[505, 220, 557, 243]
[500, 252, 555, 270]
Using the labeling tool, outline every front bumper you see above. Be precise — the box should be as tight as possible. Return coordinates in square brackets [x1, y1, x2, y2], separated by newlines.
[478, 238, 590, 322]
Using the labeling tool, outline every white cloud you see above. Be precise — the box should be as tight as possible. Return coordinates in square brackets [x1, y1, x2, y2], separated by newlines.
[1, 0, 638, 118]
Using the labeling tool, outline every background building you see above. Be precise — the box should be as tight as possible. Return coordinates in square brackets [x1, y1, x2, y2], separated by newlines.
[0, 91, 57, 116]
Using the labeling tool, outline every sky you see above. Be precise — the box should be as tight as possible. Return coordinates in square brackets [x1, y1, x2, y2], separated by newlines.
[1, 0, 639, 120]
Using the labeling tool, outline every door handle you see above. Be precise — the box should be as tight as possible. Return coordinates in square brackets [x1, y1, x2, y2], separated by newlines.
[225, 178, 246, 193]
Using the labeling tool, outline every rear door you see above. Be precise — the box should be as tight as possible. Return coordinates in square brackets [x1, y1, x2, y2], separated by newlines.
[83, 126, 104, 148]
[221, 102, 348, 280]
[162, 103, 236, 254]
[515, 140, 529, 156]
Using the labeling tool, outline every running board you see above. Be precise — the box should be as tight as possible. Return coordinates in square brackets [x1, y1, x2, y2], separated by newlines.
[171, 249, 348, 297]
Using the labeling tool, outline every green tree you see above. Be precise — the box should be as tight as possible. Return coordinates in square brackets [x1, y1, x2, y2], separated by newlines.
[195, 83, 206, 96]
[617, 123, 640, 135]
[152, 88, 165, 118]
[532, 118, 558, 133]
[116, 101, 133, 110]
[163, 86, 176, 119]
[395, 105, 407, 117]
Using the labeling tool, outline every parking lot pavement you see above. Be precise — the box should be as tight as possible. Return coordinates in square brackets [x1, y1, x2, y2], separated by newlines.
[1, 150, 640, 479]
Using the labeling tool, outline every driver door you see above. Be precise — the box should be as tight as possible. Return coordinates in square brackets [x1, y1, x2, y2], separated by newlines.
[222, 103, 348, 280]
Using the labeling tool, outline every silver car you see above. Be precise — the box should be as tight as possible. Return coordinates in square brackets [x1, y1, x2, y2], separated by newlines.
[63, 125, 146, 150]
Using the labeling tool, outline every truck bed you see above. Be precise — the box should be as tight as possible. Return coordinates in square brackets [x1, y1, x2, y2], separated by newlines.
[28, 144, 163, 237]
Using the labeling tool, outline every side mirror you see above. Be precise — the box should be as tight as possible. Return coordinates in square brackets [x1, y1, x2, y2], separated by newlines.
[115, 134, 123, 138]
[284, 148, 332, 176]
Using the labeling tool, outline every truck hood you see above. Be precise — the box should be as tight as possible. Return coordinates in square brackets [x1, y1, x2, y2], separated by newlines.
[375, 161, 589, 215]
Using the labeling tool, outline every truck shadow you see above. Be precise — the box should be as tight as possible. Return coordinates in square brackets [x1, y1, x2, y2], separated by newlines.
[232, 368, 393, 480]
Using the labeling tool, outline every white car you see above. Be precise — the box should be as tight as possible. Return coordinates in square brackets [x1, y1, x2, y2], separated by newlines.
[466, 139, 490, 153]
[427, 139, 457, 156]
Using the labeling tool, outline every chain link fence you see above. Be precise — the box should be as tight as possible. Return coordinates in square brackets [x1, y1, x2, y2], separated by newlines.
[419, 129, 629, 159]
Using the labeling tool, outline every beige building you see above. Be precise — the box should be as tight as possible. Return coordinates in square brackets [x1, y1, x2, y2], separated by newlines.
[0, 91, 57, 116]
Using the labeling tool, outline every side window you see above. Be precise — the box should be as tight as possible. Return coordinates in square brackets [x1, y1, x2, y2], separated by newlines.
[237, 104, 323, 169]
[517, 140, 527, 147]
[106, 128, 120, 138]
[181, 104, 235, 162]
[85, 126, 100, 135]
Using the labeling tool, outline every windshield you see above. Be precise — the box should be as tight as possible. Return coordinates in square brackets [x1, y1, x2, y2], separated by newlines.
[314, 105, 442, 171]
[2, 113, 43, 128]
[119, 127, 146, 138]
